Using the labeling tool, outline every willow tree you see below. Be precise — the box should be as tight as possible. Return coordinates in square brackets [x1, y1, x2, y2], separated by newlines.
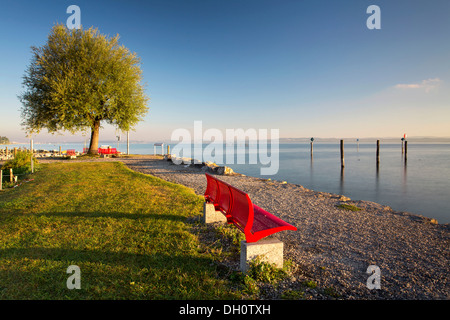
[19, 24, 149, 154]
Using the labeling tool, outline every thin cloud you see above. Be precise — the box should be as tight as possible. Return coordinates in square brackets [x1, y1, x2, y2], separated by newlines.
[394, 78, 441, 93]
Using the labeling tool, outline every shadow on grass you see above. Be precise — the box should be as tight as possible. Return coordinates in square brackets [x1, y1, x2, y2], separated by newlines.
[0, 246, 211, 268]
[0, 246, 223, 299]
[34, 211, 192, 222]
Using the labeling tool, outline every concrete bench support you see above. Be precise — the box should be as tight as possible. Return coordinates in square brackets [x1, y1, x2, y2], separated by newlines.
[202, 202, 227, 224]
[240, 238, 284, 273]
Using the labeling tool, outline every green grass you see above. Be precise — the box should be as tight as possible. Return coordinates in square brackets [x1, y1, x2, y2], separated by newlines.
[336, 203, 362, 212]
[0, 162, 241, 299]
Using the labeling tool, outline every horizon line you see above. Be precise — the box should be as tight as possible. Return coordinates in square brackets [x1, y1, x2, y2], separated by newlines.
[3, 135, 450, 145]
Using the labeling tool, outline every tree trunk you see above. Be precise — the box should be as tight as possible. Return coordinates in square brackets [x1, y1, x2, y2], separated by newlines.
[88, 120, 101, 155]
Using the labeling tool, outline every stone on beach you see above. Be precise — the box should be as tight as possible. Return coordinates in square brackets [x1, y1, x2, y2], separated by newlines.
[167, 155, 235, 175]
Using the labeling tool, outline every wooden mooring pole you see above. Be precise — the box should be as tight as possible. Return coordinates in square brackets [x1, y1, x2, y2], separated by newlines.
[376, 140, 380, 165]
[340, 140, 345, 168]
[404, 140, 408, 161]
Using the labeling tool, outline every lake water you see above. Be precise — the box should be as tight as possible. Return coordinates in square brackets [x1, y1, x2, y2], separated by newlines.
[3, 141, 449, 224]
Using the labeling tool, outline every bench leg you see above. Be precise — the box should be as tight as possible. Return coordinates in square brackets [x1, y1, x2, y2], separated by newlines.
[240, 239, 284, 273]
[202, 202, 227, 224]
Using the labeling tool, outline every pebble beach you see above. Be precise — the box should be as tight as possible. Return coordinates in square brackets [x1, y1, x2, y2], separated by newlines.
[38, 155, 450, 299]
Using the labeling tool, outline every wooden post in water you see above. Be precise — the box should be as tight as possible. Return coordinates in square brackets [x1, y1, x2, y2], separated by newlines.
[376, 140, 380, 165]
[340, 140, 345, 168]
[401, 137, 404, 154]
[404, 141, 408, 161]
[310, 137, 314, 158]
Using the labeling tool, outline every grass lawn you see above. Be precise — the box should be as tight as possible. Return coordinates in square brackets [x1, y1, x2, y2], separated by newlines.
[0, 161, 241, 299]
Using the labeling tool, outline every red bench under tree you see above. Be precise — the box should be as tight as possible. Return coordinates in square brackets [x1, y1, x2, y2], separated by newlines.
[98, 147, 118, 155]
[204, 173, 297, 243]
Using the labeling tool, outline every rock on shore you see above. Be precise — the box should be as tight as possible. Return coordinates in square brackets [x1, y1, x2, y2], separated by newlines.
[164, 154, 238, 176]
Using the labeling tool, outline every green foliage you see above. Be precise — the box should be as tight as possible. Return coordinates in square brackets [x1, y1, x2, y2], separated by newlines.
[1, 150, 39, 175]
[19, 24, 149, 151]
[336, 203, 362, 211]
[214, 224, 246, 247]
[242, 275, 260, 296]
[324, 286, 340, 298]
[303, 280, 317, 289]
[281, 289, 304, 300]
[246, 257, 290, 284]
[0, 136, 10, 144]
[229, 257, 291, 298]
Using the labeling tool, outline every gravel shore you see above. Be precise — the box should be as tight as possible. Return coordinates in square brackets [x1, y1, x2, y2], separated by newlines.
[38, 155, 449, 299]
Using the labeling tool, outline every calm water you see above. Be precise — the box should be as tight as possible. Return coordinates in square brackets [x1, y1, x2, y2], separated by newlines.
[228, 143, 450, 224]
[3, 142, 450, 224]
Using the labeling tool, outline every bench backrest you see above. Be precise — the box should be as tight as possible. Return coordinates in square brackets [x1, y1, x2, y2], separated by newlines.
[205, 173, 220, 204]
[227, 186, 254, 234]
[217, 179, 232, 213]
[98, 148, 117, 154]
[205, 173, 254, 233]
[204, 173, 297, 243]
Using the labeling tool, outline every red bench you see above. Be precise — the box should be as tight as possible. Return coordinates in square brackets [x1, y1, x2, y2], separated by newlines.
[98, 147, 117, 155]
[204, 173, 297, 243]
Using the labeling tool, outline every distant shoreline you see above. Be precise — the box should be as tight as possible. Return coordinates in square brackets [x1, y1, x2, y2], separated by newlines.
[2, 136, 450, 145]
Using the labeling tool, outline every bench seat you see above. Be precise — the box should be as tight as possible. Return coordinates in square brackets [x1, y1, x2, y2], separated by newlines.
[204, 173, 296, 243]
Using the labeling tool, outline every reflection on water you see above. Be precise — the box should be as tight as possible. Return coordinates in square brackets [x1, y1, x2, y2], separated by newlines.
[272, 143, 450, 224]
[402, 152, 407, 197]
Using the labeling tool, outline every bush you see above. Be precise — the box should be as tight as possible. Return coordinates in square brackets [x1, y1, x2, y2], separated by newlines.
[246, 257, 290, 284]
[1, 150, 39, 175]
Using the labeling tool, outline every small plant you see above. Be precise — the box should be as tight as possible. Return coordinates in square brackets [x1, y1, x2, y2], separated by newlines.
[1, 150, 39, 174]
[336, 203, 362, 212]
[246, 257, 290, 284]
[303, 280, 317, 289]
[215, 224, 245, 246]
[324, 286, 340, 298]
[281, 289, 304, 300]
[1, 151, 39, 189]
[242, 275, 259, 296]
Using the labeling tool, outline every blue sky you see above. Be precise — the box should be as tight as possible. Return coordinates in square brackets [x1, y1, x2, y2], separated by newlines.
[0, 0, 449, 143]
